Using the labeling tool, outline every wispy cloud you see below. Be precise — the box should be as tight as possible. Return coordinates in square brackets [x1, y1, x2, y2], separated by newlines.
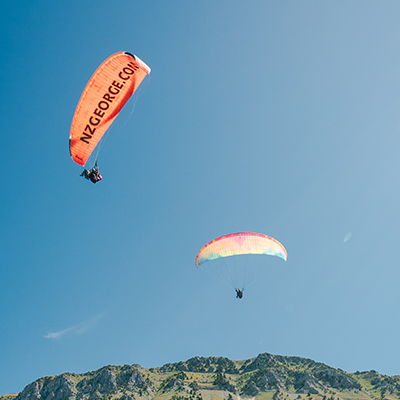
[343, 232, 353, 243]
[44, 314, 105, 340]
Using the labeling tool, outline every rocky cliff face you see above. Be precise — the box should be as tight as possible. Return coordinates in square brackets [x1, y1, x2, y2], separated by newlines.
[1, 353, 400, 400]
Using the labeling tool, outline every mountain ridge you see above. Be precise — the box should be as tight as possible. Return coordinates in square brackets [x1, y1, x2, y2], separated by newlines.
[2, 353, 399, 400]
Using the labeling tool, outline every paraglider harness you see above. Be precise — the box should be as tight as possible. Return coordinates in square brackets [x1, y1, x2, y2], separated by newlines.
[235, 288, 244, 299]
[80, 162, 102, 183]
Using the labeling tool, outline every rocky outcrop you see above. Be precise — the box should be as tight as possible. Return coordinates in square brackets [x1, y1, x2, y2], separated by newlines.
[292, 371, 320, 394]
[16, 374, 77, 400]
[242, 380, 259, 397]
[313, 367, 361, 390]
[76, 367, 117, 399]
[116, 365, 151, 391]
[255, 369, 284, 391]
[160, 357, 238, 374]
[14, 365, 149, 400]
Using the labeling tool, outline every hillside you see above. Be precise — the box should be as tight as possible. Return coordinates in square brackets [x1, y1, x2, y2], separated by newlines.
[2, 353, 400, 400]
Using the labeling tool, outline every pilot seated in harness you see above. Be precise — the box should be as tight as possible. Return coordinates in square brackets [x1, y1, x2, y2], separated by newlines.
[80, 163, 102, 184]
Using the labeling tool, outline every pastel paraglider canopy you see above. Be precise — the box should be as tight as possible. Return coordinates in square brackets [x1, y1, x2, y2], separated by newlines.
[69, 51, 151, 166]
[195, 232, 287, 267]
[195, 232, 287, 293]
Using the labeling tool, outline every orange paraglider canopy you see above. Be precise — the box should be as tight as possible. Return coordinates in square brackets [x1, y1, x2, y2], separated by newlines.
[69, 52, 151, 166]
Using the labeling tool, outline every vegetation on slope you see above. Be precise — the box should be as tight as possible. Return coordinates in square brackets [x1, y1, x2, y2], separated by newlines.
[5, 353, 400, 400]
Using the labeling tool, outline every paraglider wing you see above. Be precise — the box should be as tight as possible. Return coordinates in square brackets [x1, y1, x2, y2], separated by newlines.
[69, 52, 151, 166]
[195, 232, 287, 267]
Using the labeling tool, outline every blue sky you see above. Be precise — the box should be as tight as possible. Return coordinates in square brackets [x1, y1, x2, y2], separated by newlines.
[2, 0, 400, 395]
